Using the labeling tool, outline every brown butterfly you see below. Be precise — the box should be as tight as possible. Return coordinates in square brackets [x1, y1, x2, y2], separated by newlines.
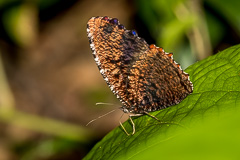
[87, 16, 193, 135]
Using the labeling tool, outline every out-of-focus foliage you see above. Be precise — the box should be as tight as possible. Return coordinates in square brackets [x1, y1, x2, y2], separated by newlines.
[136, 0, 240, 68]
[2, 3, 37, 47]
[15, 139, 82, 160]
[0, 0, 62, 47]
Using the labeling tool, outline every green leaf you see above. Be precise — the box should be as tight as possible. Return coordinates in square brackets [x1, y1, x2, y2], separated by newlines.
[84, 44, 240, 160]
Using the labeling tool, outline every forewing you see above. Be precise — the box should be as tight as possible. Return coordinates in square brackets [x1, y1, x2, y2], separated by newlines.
[87, 17, 149, 108]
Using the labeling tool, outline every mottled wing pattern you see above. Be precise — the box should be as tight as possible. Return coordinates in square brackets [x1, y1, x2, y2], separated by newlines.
[87, 16, 193, 114]
[131, 44, 193, 113]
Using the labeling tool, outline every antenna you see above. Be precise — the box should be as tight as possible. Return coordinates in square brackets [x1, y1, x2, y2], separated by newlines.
[86, 102, 120, 126]
[86, 109, 116, 126]
[95, 102, 115, 106]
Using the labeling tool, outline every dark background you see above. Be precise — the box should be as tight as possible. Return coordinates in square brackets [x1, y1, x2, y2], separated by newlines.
[0, 0, 239, 159]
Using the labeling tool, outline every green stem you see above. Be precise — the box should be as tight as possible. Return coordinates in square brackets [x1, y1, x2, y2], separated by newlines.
[0, 107, 95, 142]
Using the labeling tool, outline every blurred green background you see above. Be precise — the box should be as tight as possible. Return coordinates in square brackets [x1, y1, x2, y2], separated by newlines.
[0, 0, 239, 159]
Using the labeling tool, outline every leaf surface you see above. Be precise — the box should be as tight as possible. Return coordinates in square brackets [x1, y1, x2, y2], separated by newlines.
[84, 44, 240, 160]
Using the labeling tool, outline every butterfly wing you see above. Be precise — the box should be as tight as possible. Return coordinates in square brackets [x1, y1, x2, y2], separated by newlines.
[87, 17, 148, 109]
[87, 16, 193, 114]
[130, 45, 193, 113]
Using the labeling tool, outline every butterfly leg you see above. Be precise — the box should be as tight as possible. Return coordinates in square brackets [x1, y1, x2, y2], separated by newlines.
[129, 114, 143, 135]
[143, 111, 160, 121]
[119, 112, 130, 136]
[119, 119, 130, 136]
[119, 113, 142, 136]
[143, 111, 188, 129]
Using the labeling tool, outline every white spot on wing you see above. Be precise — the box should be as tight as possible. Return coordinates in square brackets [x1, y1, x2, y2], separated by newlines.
[110, 85, 114, 91]
[90, 43, 95, 50]
[104, 77, 109, 82]
[100, 68, 104, 74]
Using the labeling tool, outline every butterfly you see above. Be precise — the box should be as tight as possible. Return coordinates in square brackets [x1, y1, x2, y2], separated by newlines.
[87, 16, 193, 135]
